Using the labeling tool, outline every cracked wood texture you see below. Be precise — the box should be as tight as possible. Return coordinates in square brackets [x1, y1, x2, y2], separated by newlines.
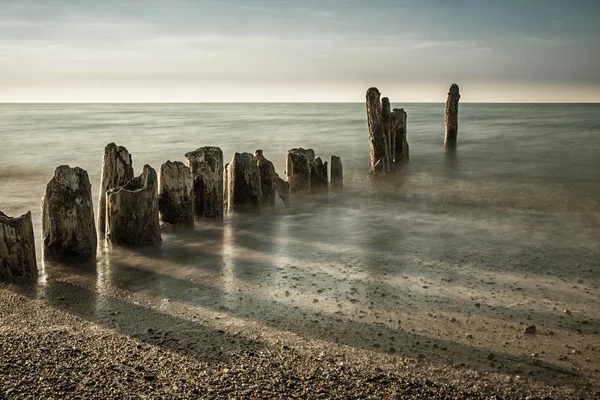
[106, 165, 161, 247]
[445, 83, 460, 147]
[97, 143, 134, 239]
[42, 165, 97, 263]
[0, 210, 37, 281]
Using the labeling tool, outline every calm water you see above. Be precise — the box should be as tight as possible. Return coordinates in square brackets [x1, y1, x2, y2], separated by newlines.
[0, 103, 599, 277]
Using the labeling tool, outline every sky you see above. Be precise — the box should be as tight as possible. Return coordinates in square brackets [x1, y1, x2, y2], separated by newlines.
[1, 0, 599, 102]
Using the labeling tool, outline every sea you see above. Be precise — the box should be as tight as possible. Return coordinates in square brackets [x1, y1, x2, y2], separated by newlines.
[0, 102, 598, 310]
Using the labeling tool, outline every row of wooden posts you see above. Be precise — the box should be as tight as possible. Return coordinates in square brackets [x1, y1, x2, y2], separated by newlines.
[0, 146, 343, 282]
[1, 83, 460, 282]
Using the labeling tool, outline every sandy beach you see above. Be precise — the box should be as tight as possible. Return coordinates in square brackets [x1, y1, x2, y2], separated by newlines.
[2, 195, 599, 399]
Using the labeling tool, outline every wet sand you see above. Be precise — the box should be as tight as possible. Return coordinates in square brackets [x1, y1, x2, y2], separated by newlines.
[1, 195, 599, 398]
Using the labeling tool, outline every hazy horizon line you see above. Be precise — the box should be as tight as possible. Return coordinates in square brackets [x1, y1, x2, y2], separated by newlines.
[2, 101, 599, 105]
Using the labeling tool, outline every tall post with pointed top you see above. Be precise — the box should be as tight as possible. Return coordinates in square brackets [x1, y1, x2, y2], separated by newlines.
[392, 108, 409, 166]
[366, 87, 389, 174]
[444, 83, 460, 147]
[381, 97, 393, 170]
[97, 143, 134, 239]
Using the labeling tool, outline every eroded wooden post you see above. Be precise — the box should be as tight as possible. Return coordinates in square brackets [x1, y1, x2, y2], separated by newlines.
[106, 165, 161, 247]
[226, 152, 262, 215]
[366, 87, 389, 174]
[223, 163, 230, 215]
[0, 211, 37, 281]
[286, 149, 311, 195]
[330, 155, 343, 191]
[444, 83, 460, 147]
[256, 149, 289, 206]
[381, 97, 393, 170]
[98, 143, 134, 239]
[255, 150, 277, 208]
[185, 147, 224, 220]
[158, 161, 194, 227]
[41, 165, 97, 263]
[392, 108, 409, 165]
[312, 157, 329, 194]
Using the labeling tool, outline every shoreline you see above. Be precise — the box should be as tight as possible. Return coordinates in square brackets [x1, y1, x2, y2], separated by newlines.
[2, 201, 599, 399]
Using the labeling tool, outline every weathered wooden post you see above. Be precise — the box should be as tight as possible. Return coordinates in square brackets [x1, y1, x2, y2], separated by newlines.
[381, 97, 393, 170]
[158, 161, 194, 226]
[366, 87, 389, 174]
[226, 153, 262, 214]
[392, 108, 409, 165]
[223, 163, 230, 215]
[444, 83, 460, 147]
[97, 143, 134, 239]
[312, 157, 329, 194]
[41, 165, 97, 263]
[0, 211, 37, 281]
[330, 155, 343, 191]
[275, 177, 290, 206]
[185, 147, 224, 220]
[255, 150, 277, 208]
[106, 165, 161, 247]
[286, 149, 311, 195]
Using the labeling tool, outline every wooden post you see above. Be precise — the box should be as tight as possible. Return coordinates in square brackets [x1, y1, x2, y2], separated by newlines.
[185, 147, 224, 220]
[226, 152, 262, 215]
[381, 97, 393, 170]
[255, 150, 289, 207]
[392, 108, 409, 165]
[444, 83, 460, 147]
[312, 157, 329, 194]
[330, 155, 343, 191]
[254, 150, 277, 208]
[106, 165, 161, 247]
[223, 163, 230, 215]
[275, 177, 290, 206]
[41, 165, 97, 263]
[366, 87, 389, 174]
[0, 211, 37, 281]
[158, 161, 194, 226]
[97, 143, 134, 239]
[286, 149, 311, 195]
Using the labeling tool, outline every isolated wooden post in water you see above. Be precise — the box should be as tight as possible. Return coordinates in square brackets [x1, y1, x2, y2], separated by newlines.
[226, 152, 263, 214]
[158, 161, 194, 226]
[106, 165, 161, 247]
[41, 165, 97, 263]
[0, 211, 37, 282]
[366, 87, 389, 173]
[444, 83, 460, 147]
[330, 155, 343, 191]
[381, 97, 393, 170]
[392, 108, 409, 165]
[97, 143, 134, 239]
[286, 149, 311, 195]
[185, 147, 224, 220]
[255, 150, 277, 208]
